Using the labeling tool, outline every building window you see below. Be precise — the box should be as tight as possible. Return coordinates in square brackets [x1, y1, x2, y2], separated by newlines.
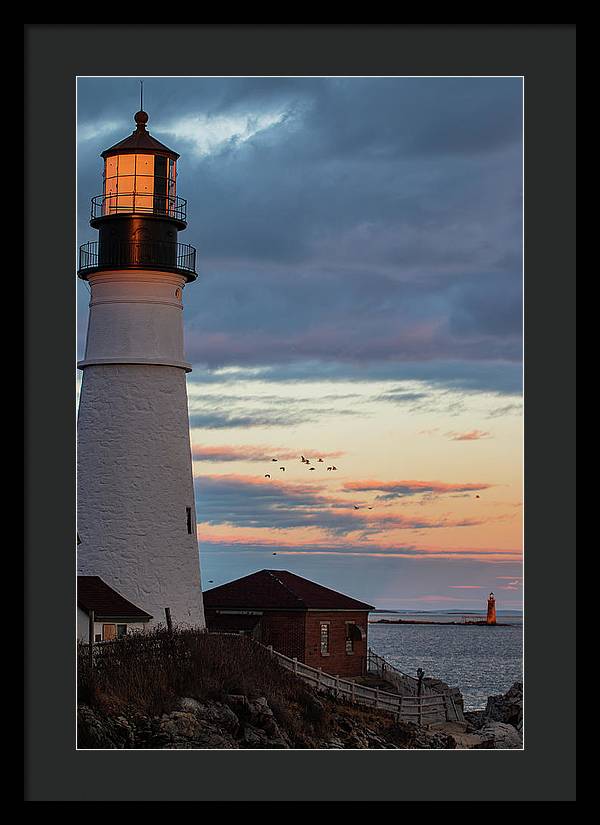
[186, 506, 193, 534]
[117, 624, 127, 638]
[320, 622, 330, 655]
[94, 634, 101, 643]
[345, 623, 355, 654]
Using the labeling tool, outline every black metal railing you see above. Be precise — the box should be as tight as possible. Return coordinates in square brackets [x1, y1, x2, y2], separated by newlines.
[78, 240, 196, 276]
[90, 193, 187, 223]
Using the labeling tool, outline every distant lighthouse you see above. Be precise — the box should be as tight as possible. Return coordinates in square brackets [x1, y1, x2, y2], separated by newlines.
[77, 106, 205, 629]
[486, 592, 497, 625]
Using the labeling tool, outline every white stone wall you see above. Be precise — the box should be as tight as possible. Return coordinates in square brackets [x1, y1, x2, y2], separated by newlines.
[77, 269, 205, 629]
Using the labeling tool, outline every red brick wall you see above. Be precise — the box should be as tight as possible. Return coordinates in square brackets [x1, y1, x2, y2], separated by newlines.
[304, 611, 369, 678]
[261, 611, 306, 661]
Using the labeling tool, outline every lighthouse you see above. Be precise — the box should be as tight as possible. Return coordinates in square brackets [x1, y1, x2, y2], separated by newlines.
[486, 592, 497, 625]
[77, 107, 205, 629]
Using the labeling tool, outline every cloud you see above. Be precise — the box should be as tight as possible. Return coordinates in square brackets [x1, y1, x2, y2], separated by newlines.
[156, 110, 289, 158]
[448, 585, 484, 589]
[78, 77, 523, 393]
[343, 479, 493, 501]
[194, 474, 488, 536]
[191, 444, 344, 462]
[445, 429, 492, 441]
[189, 405, 361, 430]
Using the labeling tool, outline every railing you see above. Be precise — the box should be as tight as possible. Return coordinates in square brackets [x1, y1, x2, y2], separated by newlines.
[91, 193, 187, 223]
[78, 240, 196, 276]
[367, 648, 464, 721]
[266, 645, 457, 725]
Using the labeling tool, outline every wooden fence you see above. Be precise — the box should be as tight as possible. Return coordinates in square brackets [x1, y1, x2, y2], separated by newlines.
[265, 645, 459, 724]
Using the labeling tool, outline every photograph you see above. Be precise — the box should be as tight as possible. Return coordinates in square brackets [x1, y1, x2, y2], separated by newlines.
[75, 75, 525, 751]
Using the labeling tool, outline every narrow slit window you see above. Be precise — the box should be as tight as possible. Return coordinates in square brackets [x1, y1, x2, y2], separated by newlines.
[186, 506, 193, 534]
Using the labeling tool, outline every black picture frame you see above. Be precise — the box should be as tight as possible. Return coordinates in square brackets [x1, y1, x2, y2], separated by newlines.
[25, 23, 576, 802]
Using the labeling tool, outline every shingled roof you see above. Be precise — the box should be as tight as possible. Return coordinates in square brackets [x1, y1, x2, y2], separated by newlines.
[203, 570, 374, 612]
[77, 576, 152, 621]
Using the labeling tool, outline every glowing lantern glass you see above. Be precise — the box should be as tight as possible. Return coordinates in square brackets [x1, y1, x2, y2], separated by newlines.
[102, 153, 177, 217]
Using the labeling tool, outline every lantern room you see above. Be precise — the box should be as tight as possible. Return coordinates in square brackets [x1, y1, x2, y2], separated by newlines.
[79, 109, 196, 281]
[92, 110, 184, 224]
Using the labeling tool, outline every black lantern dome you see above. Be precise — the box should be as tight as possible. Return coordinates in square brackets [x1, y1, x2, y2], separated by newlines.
[78, 110, 196, 281]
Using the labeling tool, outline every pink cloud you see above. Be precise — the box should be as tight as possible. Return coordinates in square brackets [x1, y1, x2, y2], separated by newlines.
[446, 429, 492, 441]
[343, 479, 493, 497]
[192, 444, 345, 463]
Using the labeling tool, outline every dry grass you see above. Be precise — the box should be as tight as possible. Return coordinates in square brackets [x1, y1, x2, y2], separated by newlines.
[78, 628, 329, 738]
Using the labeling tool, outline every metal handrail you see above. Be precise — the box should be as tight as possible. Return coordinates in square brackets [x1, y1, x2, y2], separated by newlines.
[78, 240, 196, 275]
[91, 193, 187, 222]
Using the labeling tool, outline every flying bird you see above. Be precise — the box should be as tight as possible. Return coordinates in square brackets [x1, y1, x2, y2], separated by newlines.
[475, 494, 480, 499]
[353, 505, 360, 510]
[272, 552, 277, 555]
[280, 467, 286, 472]
[300, 455, 307, 463]
[326, 467, 332, 471]
[368, 507, 373, 510]
[318, 458, 324, 462]
[265, 474, 271, 478]
[271, 458, 278, 462]
[309, 467, 315, 471]
[208, 580, 213, 583]
[332, 466, 338, 471]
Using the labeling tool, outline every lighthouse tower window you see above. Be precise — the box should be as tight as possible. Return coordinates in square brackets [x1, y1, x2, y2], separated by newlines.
[186, 506, 193, 534]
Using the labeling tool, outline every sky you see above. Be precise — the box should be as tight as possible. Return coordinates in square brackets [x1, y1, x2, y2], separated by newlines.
[77, 76, 523, 611]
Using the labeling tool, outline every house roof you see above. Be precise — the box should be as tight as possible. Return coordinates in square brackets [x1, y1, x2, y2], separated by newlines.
[203, 570, 374, 612]
[77, 576, 152, 621]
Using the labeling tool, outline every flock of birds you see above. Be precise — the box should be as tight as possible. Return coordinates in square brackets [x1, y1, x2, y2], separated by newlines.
[264, 455, 339, 479]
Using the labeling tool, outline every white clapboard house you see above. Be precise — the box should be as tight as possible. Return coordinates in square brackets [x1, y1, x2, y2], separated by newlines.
[77, 575, 152, 642]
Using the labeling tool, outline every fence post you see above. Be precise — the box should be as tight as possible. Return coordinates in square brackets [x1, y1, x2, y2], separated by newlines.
[267, 645, 273, 657]
[398, 695, 403, 722]
[164, 607, 173, 635]
[88, 609, 95, 669]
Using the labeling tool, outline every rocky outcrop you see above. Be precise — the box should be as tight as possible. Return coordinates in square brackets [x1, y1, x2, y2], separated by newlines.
[462, 682, 523, 749]
[77, 693, 459, 750]
[77, 682, 524, 750]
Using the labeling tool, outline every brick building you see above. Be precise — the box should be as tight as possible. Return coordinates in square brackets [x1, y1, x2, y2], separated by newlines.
[203, 570, 374, 678]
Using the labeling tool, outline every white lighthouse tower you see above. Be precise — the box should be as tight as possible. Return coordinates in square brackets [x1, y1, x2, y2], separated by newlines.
[77, 108, 205, 628]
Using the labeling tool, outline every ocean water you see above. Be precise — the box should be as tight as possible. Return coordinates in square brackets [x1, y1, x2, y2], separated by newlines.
[368, 612, 523, 710]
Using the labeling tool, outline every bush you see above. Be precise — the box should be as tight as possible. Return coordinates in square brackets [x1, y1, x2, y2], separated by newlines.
[78, 627, 328, 736]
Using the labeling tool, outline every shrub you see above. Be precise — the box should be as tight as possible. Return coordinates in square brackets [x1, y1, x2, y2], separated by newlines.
[78, 627, 328, 736]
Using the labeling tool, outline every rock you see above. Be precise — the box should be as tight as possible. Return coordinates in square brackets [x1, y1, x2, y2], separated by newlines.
[464, 710, 487, 729]
[177, 698, 240, 734]
[77, 705, 135, 749]
[483, 682, 523, 730]
[159, 711, 205, 741]
[471, 721, 523, 749]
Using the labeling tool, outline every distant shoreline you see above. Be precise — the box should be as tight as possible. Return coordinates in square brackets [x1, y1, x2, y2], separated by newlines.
[369, 619, 512, 627]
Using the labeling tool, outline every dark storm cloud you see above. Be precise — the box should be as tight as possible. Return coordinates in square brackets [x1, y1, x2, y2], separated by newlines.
[77, 77, 522, 392]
